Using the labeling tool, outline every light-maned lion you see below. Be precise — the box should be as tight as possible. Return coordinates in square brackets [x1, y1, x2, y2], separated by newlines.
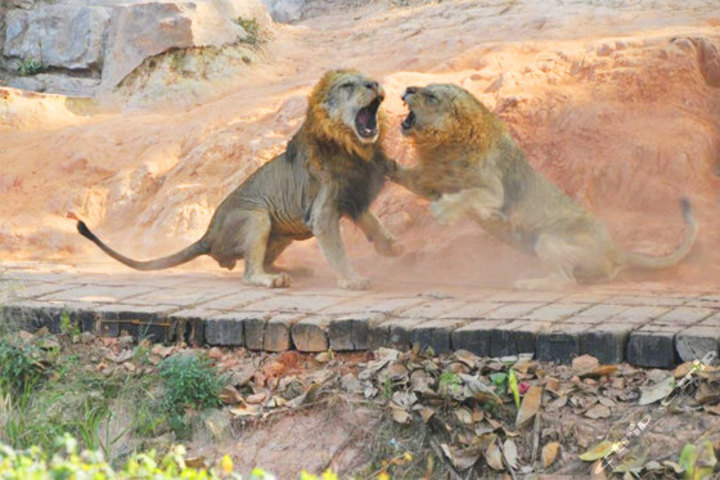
[392, 83, 697, 289]
[77, 70, 402, 290]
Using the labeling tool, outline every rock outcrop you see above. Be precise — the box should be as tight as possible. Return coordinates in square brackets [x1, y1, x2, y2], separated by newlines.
[261, 0, 306, 23]
[0, 0, 271, 97]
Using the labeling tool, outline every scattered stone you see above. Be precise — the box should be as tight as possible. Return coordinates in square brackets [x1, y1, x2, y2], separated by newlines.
[208, 347, 223, 360]
[572, 354, 599, 375]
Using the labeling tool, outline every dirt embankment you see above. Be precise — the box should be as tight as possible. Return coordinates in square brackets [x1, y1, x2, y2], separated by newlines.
[1, 0, 719, 290]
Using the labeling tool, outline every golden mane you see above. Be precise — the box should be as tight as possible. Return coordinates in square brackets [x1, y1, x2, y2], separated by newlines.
[413, 85, 506, 164]
[305, 69, 384, 161]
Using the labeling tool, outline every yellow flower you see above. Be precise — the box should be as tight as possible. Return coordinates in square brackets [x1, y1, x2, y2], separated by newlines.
[221, 455, 233, 474]
[377, 471, 390, 480]
[403, 452, 413, 462]
[321, 470, 338, 480]
[300, 470, 318, 480]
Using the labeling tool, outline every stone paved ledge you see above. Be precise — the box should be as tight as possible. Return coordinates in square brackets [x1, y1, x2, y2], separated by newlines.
[1, 263, 719, 368]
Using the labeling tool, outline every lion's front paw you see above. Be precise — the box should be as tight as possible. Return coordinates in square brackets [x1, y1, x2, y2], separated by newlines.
[244, 273, 291, 289]
[337, 276, 371, 290]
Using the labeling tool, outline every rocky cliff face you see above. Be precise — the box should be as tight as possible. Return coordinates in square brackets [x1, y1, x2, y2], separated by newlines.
[0, 0, 271, 97]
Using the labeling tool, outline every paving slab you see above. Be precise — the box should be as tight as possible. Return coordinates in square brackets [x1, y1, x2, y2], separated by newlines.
[39, 285, 156, 303]
[652, 306, 714, 326]
[450, 320, 502, 356]
[675, 326, 720, 363]
[627, 325, 683, 368]
[409, 319, 467, 354]
[2, 264, 719, 367]
[399, 300, 470, 319]
[245, 294, 347, 313]
[579, 323, 632, 364]
[537, 323, 591, 364]
[205, 312, 255, 347]
[490, 320, 549, 357]
[328, 313, 384, 351]
[292, 315, 332, 352]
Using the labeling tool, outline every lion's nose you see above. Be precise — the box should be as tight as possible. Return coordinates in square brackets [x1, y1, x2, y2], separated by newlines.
[364, 81, 379, 91]
[402, 86, 419, 101]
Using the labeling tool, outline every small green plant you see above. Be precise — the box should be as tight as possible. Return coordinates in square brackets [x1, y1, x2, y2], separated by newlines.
[168, 49, 187, 72]
[0, 341, 44, 395]
[17, 57, 45, 76]
[489, 372, 508, 393]
[158, 353, 223, 437]
[382, 376, 393, 400]
[235, 17, 260, 45]
[59, 310, 80, 337]
[437, 371, 461, 398]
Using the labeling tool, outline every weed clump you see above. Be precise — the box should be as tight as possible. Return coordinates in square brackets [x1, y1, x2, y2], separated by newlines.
[234, 17, 260, 45]
[158, 353, 223, 438]
[0, 341, 44, 395]
[17, 58, 45, 76]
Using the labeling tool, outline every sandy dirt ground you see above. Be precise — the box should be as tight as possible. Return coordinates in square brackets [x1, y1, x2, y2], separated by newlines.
[1, 0, 719, 292]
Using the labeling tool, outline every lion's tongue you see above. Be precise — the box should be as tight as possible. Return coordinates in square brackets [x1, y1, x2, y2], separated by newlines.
[357, 109, 371, 129]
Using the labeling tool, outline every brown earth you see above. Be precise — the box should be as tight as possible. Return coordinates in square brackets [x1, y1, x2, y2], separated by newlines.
[1, 0, 720, 291]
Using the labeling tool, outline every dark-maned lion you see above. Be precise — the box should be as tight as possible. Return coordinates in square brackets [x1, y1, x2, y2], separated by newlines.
[391, 83, 697, 289]
[77, 70, 402, 290]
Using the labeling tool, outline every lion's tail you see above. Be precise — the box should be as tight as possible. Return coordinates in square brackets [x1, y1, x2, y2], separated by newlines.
[77, 220, 209, 271]
[618, 198, 697, 270]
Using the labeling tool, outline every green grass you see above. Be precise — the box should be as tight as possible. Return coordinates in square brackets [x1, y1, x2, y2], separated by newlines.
[17, 57, 45, 76]
[234, 17, 261, 46]
[158, 352, 224, 439]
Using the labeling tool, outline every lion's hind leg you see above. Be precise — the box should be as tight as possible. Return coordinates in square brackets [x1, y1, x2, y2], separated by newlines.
[263, 237, 314, 277]
[514, 233, 582, 291]
[515, 229, 614, 290]
[236, 210, 291, 288]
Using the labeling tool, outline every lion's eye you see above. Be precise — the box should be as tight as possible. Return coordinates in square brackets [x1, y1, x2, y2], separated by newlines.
[339, 83, 354, 90]
[425, 93, 438, 104]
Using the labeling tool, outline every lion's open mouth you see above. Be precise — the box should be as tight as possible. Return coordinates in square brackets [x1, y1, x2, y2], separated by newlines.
[355, 97, 380, 139]
[401, 110, 416, 131]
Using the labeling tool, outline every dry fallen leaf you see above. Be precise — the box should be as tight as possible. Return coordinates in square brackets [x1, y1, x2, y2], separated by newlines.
[246, 392, 266, 404]
[585, 404, 611, 419]
[516, 385, 543, 428]
[547, 395, 568, 411]
[696, 382, 720, 405]
[418, 407, 435, 423]
[502, 439, 518, 470]
[185, 456, 207, 469]
[440, 443, 482, 470]
[542, 442, 560, 468]
[219, 385, 243, 404]
[229, 404, 259, 417]
[703, 403, 720, 416]
[590, 460, 608, 480]
[315, 351, 330, 363]
[638, 376, 674, 405]
[391, 407, 410, 424]
[454, 406, 474, 425]
[486, 441, 505, 471]
[454, 349, 478, 368]
[579, 440, 615, 461]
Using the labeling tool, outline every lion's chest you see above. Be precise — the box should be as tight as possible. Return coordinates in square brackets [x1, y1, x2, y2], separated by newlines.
[327, 155, 386, 219]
